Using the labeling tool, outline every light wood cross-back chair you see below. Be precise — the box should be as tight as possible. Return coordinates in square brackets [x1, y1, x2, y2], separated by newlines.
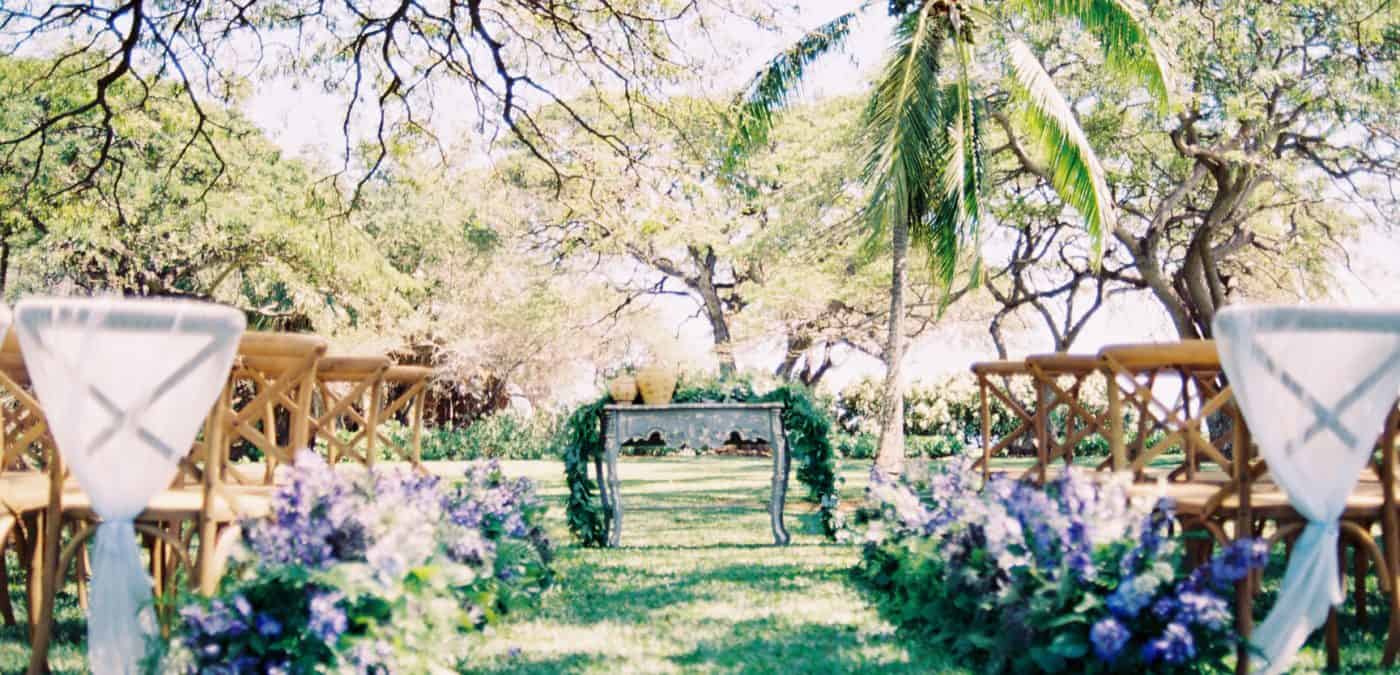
[1098, 341, 1239, 482]
[1101, 340, 1399, 672]
[970, 360, 1039, 483]
[220, 332, 328, 484]
[1020, 353, 1111, 484]
[374, 365, 433, 469]
[0, 332, 64, 633]
[312, 355, 390, 466]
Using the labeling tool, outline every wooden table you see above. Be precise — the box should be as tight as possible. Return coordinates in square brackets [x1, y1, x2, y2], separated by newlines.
[600, 403, 789, 547]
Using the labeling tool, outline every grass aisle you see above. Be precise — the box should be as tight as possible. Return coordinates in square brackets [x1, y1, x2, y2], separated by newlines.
[464, 457, 960, 674]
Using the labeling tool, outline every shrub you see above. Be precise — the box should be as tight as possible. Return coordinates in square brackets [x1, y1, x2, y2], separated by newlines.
[836, 373, 1140, 459]
[150, 454, 552, 673]
[853, 458, 1268, 673]
[369, 411, 563, 461]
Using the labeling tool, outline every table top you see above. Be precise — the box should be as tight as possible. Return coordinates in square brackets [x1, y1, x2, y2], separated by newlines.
[603, 402, 784, 412]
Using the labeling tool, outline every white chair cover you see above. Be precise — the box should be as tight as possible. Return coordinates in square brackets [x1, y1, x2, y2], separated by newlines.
[1214, 305, 1400, 674]
[14, 298, 244, 675]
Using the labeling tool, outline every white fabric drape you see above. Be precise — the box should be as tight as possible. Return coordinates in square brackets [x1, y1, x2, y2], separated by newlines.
[1214, 305, 1400, 675]
[15, 298, 243, 675]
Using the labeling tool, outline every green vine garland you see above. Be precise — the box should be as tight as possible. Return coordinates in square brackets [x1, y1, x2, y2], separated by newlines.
[562, 374, 841, 547]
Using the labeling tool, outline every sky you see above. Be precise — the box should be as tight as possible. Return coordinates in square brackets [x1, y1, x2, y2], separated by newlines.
[236, 1, 1400, 397]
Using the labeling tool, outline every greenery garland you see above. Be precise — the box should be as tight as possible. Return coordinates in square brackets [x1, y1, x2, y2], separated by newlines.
[562, 373, 841, 547]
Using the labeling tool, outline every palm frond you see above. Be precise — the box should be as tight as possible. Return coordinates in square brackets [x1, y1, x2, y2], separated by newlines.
[1009, 0, 1173, 108]
[921, 41, 985, 288]
[725, 8, 865, 168]
[858, 2, 951, 262]
[1006, 39, 1115, 257]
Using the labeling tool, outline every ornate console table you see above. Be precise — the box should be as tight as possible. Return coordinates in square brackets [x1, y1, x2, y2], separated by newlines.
[599, 402, 791, 546]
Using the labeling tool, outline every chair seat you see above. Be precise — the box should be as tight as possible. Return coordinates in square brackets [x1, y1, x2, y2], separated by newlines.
[1128, 481, 1386, 521]
[62, 485, 272, 522]
[0, 472, 54, 513]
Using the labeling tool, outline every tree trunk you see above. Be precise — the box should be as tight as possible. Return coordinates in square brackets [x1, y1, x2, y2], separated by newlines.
[875, 219, 909, 475]
[692, 247, 737, 377]
[0, 240, 10, 296]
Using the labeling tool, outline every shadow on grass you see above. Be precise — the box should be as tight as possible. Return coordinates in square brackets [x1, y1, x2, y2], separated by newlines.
[460, 652, 607, 675]
[543, 559, 852, 626]
[671, 618, 957, 674]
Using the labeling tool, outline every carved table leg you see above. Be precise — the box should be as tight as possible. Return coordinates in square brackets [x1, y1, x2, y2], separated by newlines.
[769, 409, 791, 545]
[605, 412, 623, 547]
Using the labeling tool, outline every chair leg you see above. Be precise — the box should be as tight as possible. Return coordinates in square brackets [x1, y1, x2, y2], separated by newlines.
[1355, 542, 1369, 625]
[0, 546, 15, 627]
[1384, 578, 1400, 665]
[1324, 538, 1345, 671]
[75, 536, 90, 612]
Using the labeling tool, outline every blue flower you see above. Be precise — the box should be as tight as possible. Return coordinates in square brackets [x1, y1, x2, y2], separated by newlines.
[1209, 539, 1270, 585]
[1151, 596, 1179, 622]
[1090, 617, 1131, 661]
[1143, 622, 1197, 664]
[308, 591, 348, 643]
[1108, 574, 1161, 618]
[255, 613, 282, 638]
[1177, 591, 1230, 630]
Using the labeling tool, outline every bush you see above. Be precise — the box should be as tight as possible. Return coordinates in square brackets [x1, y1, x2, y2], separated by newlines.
[853, 458, 1268, 673]
[151, 455, 552, 673]
[378, 411, 563, 461]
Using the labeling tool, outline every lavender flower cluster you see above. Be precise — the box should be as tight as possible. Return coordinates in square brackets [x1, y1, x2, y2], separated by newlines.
[156, 451, 551, 674]
[857, 457, 1270, 673]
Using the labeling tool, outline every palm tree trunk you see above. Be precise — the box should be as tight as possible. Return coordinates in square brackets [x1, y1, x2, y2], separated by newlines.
[875, 219, 909, 475]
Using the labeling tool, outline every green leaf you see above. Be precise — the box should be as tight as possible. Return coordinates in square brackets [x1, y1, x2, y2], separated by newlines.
[1007, 0, 1174, 110]
[1006, 38, 1116, 260]
[726, 7, 867, 167]
[858, 2, 952, 265]
[1050, 632, 1089, 659]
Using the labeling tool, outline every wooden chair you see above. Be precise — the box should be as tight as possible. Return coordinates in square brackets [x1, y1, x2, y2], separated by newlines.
[220, 332, 327, 484]
[1021, 353, 1109, 484]
[28, 319, 276, 673]
[1101, 340, 1396, 671]
[970, 360, 1038, 483]
[372, 365, 433, 468]
[1098, 341, 1237, 482]
[312, 355, 390, 466]
[0, 333, 64, 643]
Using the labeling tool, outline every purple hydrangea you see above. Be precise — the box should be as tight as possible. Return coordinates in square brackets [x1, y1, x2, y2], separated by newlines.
[1107, 574, 1161, 618]
[1177, 590, 1231, 630]
[1090, 617, 1131, 661]
[1143, 622, 1197, 664]
[1210, 539, 1270, 585]
[308, 591, 348, 644]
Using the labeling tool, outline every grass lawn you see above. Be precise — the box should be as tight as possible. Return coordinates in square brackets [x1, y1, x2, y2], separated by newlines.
[3, 455, 1397, 673]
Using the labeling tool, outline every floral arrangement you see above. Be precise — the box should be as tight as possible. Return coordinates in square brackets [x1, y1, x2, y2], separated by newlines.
[150, 453, 551, 673]
[853, 458, 1269, 673]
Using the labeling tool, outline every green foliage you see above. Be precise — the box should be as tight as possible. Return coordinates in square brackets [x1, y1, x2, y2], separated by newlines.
[559, 398, 612, 548]
[1006, 39, 1115, 255]
[726, 10, 863, 168]
[409, 413, 563, 461]
[732, 0, 1173, 287]
[562, 371, 843, 546]
[858, 4, 952, 269]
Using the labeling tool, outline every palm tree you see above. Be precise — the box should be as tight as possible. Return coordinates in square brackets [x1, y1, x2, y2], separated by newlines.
[728, 0, 1172, 474]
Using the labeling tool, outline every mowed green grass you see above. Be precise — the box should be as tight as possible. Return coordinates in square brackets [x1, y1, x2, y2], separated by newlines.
[457, 457, 960, 674]
[2, 456, 1397, 673]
